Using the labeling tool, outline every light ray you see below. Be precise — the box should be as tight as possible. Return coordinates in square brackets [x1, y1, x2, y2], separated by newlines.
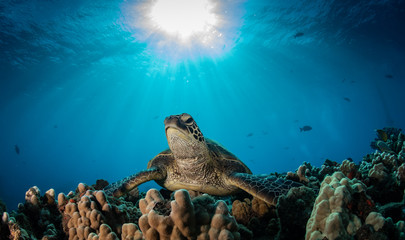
[121, 0, 244, 60]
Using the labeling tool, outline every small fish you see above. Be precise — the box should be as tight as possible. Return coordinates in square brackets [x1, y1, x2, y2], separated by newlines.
[294, 32, 304, 38]
[248, 145, 254, 149]
[376, 140, 392, 153]
[247, 133, 253, 137]
[300, 126, 312, 132]
[376, 129, 388, 142]
[343, 97, 351, 102]
[15, 145, 20, 155]
[385, 74, 393, 79]
[262, 130, 268, 135]
[53, 124, 58, 128]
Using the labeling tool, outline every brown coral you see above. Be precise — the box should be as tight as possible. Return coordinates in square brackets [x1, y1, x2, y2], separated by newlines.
[139, 188, 246, 240]
[277, 186, 316, 240]
[205, 201, 240, 240]
[231, 199, 253, 225]
[251, 198, 271, 217]
[306, 172, 368, 240]
[87, 224, 119, 240]
[340, 159, 358, 180]
[121, 223, 143, 240]
[396, 163, 405, 184]
[369, 162, 388, 181]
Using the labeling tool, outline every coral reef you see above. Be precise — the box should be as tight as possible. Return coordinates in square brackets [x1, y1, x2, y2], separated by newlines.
[340, 159, 358, 180]
[305, 172, 374, 240]
[370, 127, 404, 155]
[138, 188, 250, 239]
[1, 127, 405, 240]
[362, 151, 405, 204]
[276, 186, 316, 240]
[231, 197, 276, 237]
[0, 182, 142, 240]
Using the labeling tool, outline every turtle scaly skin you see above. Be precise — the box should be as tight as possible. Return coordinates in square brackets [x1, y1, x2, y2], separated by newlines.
[104, 113, 301, 206]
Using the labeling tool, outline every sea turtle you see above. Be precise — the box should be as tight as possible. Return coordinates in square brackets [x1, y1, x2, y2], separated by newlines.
[104, 113, 301, 205]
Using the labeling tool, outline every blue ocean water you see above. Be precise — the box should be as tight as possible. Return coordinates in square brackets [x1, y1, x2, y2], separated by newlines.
[0, 0, 404, 210]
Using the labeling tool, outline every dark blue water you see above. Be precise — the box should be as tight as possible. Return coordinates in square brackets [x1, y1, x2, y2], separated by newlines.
[1, 0, 404, 210]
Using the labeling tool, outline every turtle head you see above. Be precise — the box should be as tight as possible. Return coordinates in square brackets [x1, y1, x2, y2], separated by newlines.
[164, 113, 208, 159]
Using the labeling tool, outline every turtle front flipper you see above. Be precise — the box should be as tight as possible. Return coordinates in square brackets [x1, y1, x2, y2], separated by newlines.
[227, 173, 303, 206]
[104, 167, 166, 197]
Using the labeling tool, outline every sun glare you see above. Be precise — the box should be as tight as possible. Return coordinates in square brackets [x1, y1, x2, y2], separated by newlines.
[150, 0, 217, 40]
[122, 0, 243, 60]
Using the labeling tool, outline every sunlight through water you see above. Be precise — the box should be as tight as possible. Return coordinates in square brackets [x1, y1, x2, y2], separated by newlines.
[150, 0, 217, 40]
[121, 0, 244, 61]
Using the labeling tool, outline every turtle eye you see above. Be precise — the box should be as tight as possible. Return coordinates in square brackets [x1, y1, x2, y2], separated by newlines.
[181, 113, 194, 125]
[185, 117, 193, 124]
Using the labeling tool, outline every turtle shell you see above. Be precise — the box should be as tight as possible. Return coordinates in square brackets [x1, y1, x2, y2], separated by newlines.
[205, 138, 252, 175]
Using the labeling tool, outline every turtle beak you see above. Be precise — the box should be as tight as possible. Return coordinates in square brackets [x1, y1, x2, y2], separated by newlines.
[164, 115, 178, 134]
[164, 115, 176, 126]
[164, 114, 189, 138]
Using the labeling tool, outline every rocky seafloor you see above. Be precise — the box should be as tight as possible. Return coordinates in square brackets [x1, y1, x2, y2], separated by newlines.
[1, 127, 405, 240]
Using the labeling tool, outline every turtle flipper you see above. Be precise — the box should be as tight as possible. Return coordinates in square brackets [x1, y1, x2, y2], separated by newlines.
[227, 173, 302, 206]
[104, 167, 166, 197]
